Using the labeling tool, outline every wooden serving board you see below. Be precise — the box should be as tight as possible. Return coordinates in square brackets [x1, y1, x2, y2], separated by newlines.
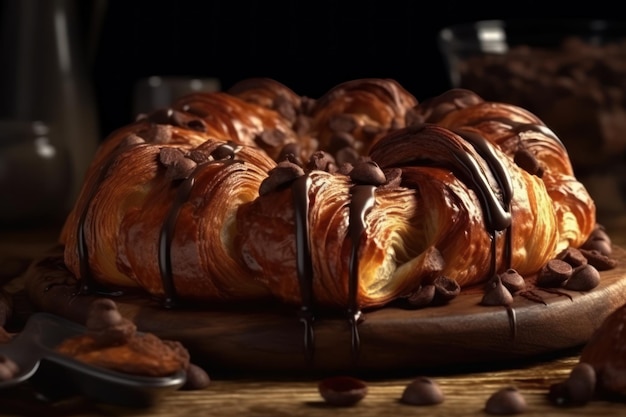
[23, 245, 626, 376]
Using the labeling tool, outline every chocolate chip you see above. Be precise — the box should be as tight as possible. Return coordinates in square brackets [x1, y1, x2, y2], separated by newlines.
[306, 151, 336, 172]
[328, 114, 358, 133]
[181, 363, 211, 390]
[404, 285, 436, 309]
[318, 376, 368, 407]
[565, 264, 601, 291]
[400, 377, 444, 406]
[548, 362, 596, 406]
[159, 147, 197, 180]
[499, 269, 526, 293]
[255, 128, 287, 148]
[293, 115, 312, 136]
[121, 133, 146, 147]
[579, 249, 618, 271]
[432, 275, 460, 304]
[536, 259, 573, 287]
[484, 386, 527, 415]
[557, 247, 588, 268]
[142, 124, 173, 144]
[258, 161, 305, 196]
[210, 142, 237, 161]
[329, 132, 355, 153]
[272, 95, 297, 123]
[378, 168, 401, 188]
[481, 276, 514, 306]
[85, 299, 137, 347]
[581, 237, 612, 257]
[171, 111, 206, 132]
[278, 143, 302, 165]
[349, 160, 386, 185]
[335, 147, 360, 166]
[514, 148, 543, 177]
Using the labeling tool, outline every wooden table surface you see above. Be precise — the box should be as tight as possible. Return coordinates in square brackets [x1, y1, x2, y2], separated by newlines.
[2, 214, 626, 417]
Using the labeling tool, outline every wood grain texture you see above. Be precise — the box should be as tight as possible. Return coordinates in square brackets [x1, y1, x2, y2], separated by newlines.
[23, 245, 626, 376]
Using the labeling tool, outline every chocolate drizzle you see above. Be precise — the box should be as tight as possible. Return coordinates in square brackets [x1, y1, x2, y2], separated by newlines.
[347, 185, 376, 361]
[292, 174, 315, 361]
[158, 143, 238, 308]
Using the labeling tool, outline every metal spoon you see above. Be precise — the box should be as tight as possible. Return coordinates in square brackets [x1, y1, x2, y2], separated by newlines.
[0, 312, 186, 407]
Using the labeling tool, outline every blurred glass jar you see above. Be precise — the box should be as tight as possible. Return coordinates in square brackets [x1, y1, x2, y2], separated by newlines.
[0, 121, 72, 226]
[0, 0, 100, 227]
[438, 19, 626, 220]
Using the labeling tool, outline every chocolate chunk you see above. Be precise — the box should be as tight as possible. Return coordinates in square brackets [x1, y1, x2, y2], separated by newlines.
[557, 247, 588, 268]
[259, 161, 305, 196]
[481, 276, 514, 306]
[141, 124, 174, 144]
[404, 284, 436, 309]
[565, 264, 601, 291]
[581, 237, 612, 257]
[328, 114, 358, 133]
[548, 362, 596, 406]
[318, 376, 368, 407]
[159, 147, 197, 180]
[484, 386, 527, 415]
[120, 133, 146, 147]
[181, 363, 211, 390]
[432, 275, 460, 304]
[400, 377, 445, 405]
[278, 143, 303, 165]
[255, 128, 287, 148]
[85, 298, 137, 347]
[272, 95, 297, 123]
[349, 159, 386, 185]
[329, 132, 355, 152]
[335, 147, 360, 166]
[514, 148, 543, 177]
[579, 249, 618, 271]
[536, 259, 573, 287]
[381, 168, 402, 188]
[210, 142, 237, 160]
[306, 151, 336, 172]
[499, 269, 526, 293]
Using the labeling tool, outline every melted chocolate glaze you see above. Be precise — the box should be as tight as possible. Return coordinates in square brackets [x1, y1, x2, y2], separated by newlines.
[158, 143, 238, 308]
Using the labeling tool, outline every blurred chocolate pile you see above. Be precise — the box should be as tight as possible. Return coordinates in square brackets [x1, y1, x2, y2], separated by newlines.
[456, 37, 626, 218]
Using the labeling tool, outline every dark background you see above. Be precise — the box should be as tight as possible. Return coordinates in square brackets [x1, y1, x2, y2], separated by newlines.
[9, 0, 626, 139]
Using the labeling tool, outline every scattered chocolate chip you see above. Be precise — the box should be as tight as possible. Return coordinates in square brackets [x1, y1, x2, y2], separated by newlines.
[565, 264, 601, 291]
[581, 237, 612, 257]
[318, 376, 368, 407]
[120, 133, 146, 146]
[337, 163, 354, 176]
[481, 275, 514, 306]
[335, 146, 360, 166]
[404, 285, 436, 309]
[328, 114, 358, 133]
[432, 275, 461, 304]
[85, 298, 137, 347]
[579, 249, 618, 271]
[255, 128, 287, 148]
[142, 124, 173, 144]
[306, 151, 336, 172]
[259, 160, 305, 196]
[181, 363, 211, 390]
[329, 132, 355, 153]
[514, 148, 543, 177]
[278, 143, 303, 165]
[400, 377, 444, 406]
[548, 362, 596, 406]
[159, 147, 197, 180]
[499, 269, 525, 293]
[381, 168, 402, 188]
[536, 259, 573, 288]
[272, 96, 297, 123]
[485, 386, 527, 415]
[349, 160, 386, 185]
[210, 142, 237, 161]
[557, 247, 588, 268]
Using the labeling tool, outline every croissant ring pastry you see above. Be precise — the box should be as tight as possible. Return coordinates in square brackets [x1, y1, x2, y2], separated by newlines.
[57, 78, 604, 339]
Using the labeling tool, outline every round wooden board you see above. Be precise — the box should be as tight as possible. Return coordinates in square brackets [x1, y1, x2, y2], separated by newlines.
[23, 245, 626, 376]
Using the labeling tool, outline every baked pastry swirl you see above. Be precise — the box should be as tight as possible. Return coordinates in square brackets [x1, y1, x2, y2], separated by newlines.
[58, 79, 602, 352]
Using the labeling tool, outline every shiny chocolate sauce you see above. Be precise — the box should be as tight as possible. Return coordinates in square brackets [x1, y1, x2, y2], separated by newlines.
[291, 172, 377, 364]
[158, 142, 239, 308]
